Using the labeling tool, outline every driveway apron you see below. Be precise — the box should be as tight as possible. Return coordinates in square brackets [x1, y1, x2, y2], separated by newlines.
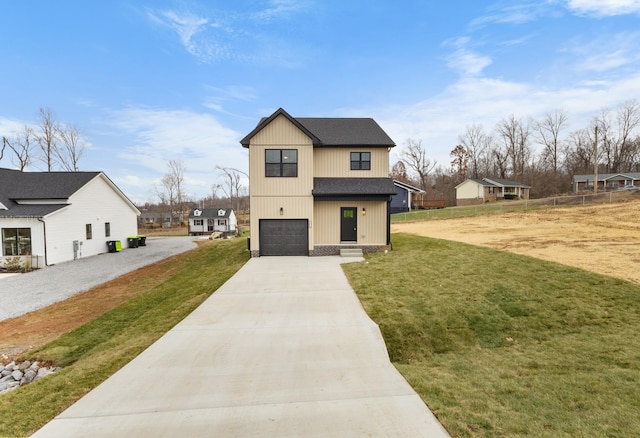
[32, 256, 449, 437]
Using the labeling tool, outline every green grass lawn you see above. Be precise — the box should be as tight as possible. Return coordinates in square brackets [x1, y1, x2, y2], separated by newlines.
[342, 234, 640, 437]
[0, 238, 249, 437]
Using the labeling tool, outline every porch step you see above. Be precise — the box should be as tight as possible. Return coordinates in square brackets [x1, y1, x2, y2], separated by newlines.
[340, 248, 363, 258]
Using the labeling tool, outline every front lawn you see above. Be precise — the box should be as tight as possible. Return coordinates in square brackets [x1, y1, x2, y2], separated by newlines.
[342, 233, 640, 437]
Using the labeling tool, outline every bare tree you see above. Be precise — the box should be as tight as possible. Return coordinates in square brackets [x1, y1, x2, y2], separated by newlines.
[595, 100, 640, 173]
[563, 128, 596, 177]
[401, 139, 436, 191]
[449, 144, 471, 183]
[496, 115, 531, 180]
[1, 136, 7, 163]
[217, 166, 245, 212]
[56, 124, 86, 171]
[389, 160, 410, 183]
[35, 107, 59, 171]
[534, 110, 568, 175]
[156, 159, 187, 226]
[459, 124, 491, 179]
[3, 126, 35, 171]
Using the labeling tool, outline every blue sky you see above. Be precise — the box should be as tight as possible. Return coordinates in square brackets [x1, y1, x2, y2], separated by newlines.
[1, 1, 640, 203]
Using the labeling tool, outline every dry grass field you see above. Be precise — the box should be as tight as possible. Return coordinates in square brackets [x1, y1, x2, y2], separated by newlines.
[392, 196, 640, 284]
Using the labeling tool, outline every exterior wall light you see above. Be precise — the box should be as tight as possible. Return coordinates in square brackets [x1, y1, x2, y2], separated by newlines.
[280, 207, 283, 215]
[362, 208, 366, 216]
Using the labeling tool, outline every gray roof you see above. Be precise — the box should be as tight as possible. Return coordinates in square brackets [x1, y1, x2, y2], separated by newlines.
[0, 167, 131, 218]
[240, 108, 395, 148]
[313, 178, 397, 196]
[188, 208, 233, 219]
[572, 172, 640, 182]
[482, 177, 530, 188]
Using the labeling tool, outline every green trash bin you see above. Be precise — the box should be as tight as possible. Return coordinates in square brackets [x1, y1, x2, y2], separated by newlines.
[115, 240, 122, 252]
[127, 236, 139, 248]
[106, 241, 117, 253]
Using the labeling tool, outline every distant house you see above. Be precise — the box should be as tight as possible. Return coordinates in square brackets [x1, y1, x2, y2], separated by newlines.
[188, 208, 237, 236]
[572, 173, 640, 192]
[456, 178, 531, 206]
[0, 168, 140, 268]
[390, 180, 426, 213]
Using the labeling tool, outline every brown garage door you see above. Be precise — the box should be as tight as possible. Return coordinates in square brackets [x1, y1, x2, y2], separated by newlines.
[259, 219, 308, 256]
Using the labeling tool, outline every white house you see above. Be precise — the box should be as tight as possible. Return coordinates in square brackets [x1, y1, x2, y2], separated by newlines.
[188, 208, 237, 236]
[0, 168, 140, 268]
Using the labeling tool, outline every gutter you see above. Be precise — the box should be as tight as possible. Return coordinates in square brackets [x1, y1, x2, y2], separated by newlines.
[37, 217, 49, 266]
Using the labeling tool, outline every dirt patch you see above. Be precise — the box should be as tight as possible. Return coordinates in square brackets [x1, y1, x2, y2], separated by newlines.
[0, 240, 216, 363]
[393, 197, 640, 285]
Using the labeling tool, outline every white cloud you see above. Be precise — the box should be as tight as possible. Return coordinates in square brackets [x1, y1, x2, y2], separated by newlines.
[470, 1, 554, 27]
[253, 0, 310, 22]
[562, 31, 640, 72]
[147, 9, 233, 62]
[359, 73, 640, 168]
[565, 0, 640, 16]
[105, 107, 244, 202]
[443, 37, 492, 77]
[446, 49, 493, 76]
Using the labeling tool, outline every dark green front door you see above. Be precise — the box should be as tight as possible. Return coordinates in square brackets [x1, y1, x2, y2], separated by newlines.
[340, 207, 357, 242]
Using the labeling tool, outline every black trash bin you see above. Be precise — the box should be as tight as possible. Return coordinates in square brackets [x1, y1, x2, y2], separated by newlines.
[106, 240, 117, 253]
[127, 236, 139, 248]
[138, 235, 147, 246]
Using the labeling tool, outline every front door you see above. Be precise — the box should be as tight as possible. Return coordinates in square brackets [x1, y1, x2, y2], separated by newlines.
[340, 207, 357, 242]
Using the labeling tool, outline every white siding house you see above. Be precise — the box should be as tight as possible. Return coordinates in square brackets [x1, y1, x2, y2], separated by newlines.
[188, 208, 237, 236]
[0, 168, 140, 268]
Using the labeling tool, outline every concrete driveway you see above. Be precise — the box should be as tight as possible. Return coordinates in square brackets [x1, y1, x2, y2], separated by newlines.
[32, 256, 449, 437]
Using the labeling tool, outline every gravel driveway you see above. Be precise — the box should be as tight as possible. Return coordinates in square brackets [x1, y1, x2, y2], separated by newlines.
[0, 236, 198, 322]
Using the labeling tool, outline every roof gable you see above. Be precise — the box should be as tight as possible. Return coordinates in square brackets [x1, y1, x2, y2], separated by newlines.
[393, 180, 425, 193]
[240, 108, 395, 148]
[0, 168, 139, 218]
[189, 208, 234, 219]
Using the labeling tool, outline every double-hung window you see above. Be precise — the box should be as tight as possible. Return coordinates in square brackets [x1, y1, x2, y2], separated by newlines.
[350, 152, 371, 170]
[2, 228, 32, 256]
[266, 149, 298, 177]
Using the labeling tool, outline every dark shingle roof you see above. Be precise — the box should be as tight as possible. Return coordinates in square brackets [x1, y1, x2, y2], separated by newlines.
[188, 208, 233, 219]
[313, 178, 397, 196]
[0, 168, 101, 218]
[240, 108, 395, 148]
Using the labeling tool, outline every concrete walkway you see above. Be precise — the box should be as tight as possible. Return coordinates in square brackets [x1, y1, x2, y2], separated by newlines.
[32, 256, 449, 437]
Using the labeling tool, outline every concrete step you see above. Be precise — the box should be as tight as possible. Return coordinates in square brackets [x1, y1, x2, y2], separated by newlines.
[340, 248, 363, 257]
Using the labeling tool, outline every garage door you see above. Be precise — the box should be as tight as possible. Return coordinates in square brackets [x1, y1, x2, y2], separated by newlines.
[259, 219, 308, 256]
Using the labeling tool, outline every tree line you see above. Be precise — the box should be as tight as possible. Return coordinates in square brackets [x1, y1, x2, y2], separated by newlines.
[391, 99, 640, 204]
[1, 107, 86, 171]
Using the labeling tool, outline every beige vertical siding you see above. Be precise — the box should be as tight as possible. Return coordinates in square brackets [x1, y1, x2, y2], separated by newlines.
[250, 114, 312, 146]
[249, 115, 314, 197]
[314, 147, 389, 177]
[248, 113, 316, 251]
[314, 201, 387, 245]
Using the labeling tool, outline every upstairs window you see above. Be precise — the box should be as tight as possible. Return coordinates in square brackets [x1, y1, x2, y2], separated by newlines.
[105, 222, 111, 237]
[266, 149, 298, 177]
[86, 224, 92, 240]
[351, 152, 371, 170]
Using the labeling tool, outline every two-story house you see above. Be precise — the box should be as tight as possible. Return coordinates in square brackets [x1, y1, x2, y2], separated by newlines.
[240, 108, 396, 257]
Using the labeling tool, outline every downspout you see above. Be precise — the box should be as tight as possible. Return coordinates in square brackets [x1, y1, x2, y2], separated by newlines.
[37, 217, 49, 266]
[387, 197, 392, 249]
